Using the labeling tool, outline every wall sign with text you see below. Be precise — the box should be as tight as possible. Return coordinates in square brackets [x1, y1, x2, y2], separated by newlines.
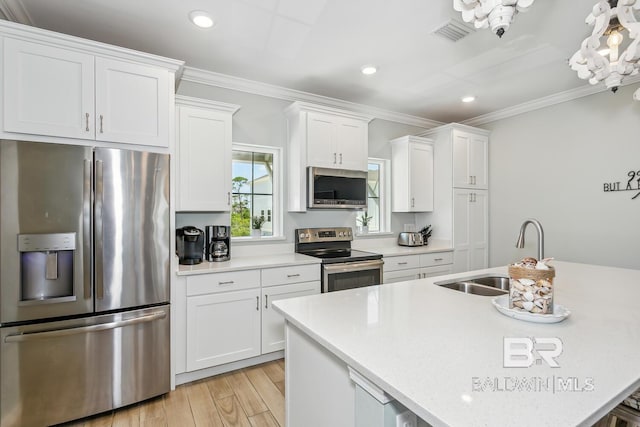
[603, 170, 640, 200]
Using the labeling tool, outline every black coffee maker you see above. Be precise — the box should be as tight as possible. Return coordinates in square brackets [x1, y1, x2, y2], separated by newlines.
[176, 226, 204, 265]
[205, 225, 230, 262]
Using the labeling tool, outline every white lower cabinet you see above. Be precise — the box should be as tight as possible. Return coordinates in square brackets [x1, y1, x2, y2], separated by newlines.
[186, 288, 261, 371]
[383, 251, 453, 283]
[182, 264, 321, 374]
[261, 281, 320, 353]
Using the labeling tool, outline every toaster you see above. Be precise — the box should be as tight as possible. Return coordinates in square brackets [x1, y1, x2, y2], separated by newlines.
[398, 232, 424, 247]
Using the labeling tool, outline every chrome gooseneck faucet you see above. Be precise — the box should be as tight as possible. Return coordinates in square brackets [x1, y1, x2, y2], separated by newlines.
[516, 219, 544, 260]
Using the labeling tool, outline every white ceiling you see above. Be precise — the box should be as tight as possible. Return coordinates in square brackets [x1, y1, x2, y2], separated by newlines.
[1, 0, 637, 123]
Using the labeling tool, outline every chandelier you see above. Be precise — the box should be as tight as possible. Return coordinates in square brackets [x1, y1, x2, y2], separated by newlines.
[452, 0, 536, 38]
[569, 0, 640, 101]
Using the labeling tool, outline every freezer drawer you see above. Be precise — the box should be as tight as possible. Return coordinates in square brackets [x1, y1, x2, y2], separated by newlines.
[0, 305, 170, 427]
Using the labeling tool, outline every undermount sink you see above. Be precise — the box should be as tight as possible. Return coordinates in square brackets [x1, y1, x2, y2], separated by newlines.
[435, 274, 510, 296]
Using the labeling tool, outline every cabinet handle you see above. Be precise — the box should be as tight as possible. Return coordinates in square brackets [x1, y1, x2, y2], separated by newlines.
[334, 153, 337, 164]
[265, 294, 269, 309]
[85, 113, 90, 131]
[227, 192, 231, 205]
[256, 296, 260, 311]
[397, 262, 408, 265]
[434, 258, 443, 261]
[411, 198, 415, 208]
[287, 273, 300, 278]
[218, 280, 234, 285]
[469, 193, 473, 203]
[99, 115, 104, 133]
[339, 153, 343, 164]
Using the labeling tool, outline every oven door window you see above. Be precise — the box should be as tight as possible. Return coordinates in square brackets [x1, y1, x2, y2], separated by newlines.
[322, 260, 383, 293]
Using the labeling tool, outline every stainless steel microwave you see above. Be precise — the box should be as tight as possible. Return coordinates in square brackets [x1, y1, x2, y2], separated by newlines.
[307, 167, 367, 209]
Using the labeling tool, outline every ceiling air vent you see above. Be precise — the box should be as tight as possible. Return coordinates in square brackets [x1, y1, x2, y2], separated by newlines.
[431, 19, 475, 42]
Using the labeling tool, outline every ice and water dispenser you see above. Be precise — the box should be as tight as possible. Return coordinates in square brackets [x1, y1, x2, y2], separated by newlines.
[18, 233, 76, 303]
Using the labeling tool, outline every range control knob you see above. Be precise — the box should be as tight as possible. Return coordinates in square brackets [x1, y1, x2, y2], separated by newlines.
[338, 232, 344, 237]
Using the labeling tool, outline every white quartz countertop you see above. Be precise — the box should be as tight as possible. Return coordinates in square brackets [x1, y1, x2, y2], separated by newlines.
[352, 237, 452, 257]
[176, 253, 321, 275]
[273, 261, 640, 426]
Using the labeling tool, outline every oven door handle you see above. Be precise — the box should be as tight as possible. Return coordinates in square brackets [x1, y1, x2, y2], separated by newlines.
[323, 259, 384, 274]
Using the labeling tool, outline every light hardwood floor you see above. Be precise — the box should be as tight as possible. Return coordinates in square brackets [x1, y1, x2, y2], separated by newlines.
[58, 360, 285, 427]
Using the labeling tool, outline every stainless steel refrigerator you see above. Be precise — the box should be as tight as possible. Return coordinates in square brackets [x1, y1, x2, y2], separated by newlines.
[0, 140, 171, 427]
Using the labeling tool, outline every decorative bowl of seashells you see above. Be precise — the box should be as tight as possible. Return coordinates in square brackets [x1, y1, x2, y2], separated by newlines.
[508, 257, 555, 314]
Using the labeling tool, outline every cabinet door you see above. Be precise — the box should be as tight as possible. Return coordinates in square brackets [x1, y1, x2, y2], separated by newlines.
[453, 130, 488, 189]
[410, 142, 433, 211]
[186, 289, 261, 371]
[306, 111, 336, 168]
[261, 281, 320, 354]
[177, 106, 232, 211]
[3, 38, 95, 139]
[335, 117, 368, 171]
[470, 190, 489, 270]
[420, 265, 453, 278]
[468, 134, 488, 189]
[453, 189, 472, 273]
[95, 58, 169, 147]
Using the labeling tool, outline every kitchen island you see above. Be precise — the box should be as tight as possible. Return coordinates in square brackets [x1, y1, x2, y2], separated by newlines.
[273, 261, 640, 426]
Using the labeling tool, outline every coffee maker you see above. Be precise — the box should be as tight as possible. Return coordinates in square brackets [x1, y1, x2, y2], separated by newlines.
[205, 225, 230, 262]
[176, 226, 204, 265]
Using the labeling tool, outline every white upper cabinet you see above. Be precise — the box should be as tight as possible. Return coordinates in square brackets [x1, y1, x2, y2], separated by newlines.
[95, 58, 169, 146]
[390, 136, 434, 212]
[305, 111, 368, 170]
[452, 129, 488, 189]
[175, 96, 240, 212]
[285, 102, 372, 211]
[3, 38, 95, 140]
[1, 21, 182, 147]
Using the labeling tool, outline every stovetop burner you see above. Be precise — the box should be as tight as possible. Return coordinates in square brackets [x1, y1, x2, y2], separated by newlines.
[294, 227, 382, 264]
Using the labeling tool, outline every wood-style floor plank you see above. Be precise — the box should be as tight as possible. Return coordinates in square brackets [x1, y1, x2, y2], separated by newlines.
[214, 396, 252, 427]
[226, 371, 268, 417]
[247, 412, 280, 427]
[139, 395, 166, 427]
[185, 382, 225, 427]
[273, 380, 285, 397]
[205, 373, 235, 401]
[244, 366, 285, 427]
[112, 404, 140, 427]
[262, 362, 284, 384]
[83, 412, 114, 427]
[163, 385, 195, 427]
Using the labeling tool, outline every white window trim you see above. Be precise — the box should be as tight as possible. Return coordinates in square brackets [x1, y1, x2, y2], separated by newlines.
[231, 142, 283, 240]
[359, 157, 391, 235]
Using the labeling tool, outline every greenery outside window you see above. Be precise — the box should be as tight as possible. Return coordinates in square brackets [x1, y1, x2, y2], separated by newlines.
[365, 158, 390, 233]
[231, 144, 281, 238]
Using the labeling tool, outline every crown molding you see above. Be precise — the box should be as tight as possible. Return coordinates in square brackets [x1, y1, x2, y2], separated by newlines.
[462, 75, 640, 127]
[175, 95, 240, 115]
[180, 66, 443, 129]
[0, 0, 33, 25]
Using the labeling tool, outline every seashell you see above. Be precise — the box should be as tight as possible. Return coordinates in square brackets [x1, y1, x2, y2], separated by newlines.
[519, 278, 535, 286]
[522, 301, 534, 311]
[521, 257, 538, 268]
[512, 281, 526, 291]
[513, 300, 524, 308]
[539, 286, 551, 294]
[531, 306, 543, 313]
[534, 299, 544, 308]
[542, 299, 549, 312]
[523, 292, 534, 301]
[537, 279, 551, 288]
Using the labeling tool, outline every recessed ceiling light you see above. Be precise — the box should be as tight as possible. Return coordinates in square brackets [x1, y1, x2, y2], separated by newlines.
[462, 95, 476, 103]
[361, 65, 377, 75]
[189, 10, 215, 29]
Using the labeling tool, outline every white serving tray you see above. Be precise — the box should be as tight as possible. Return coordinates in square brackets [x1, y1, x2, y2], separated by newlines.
[492, 294, 571, 323]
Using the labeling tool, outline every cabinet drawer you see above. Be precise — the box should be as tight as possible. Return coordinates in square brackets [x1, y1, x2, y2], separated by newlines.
[420, 265, 453, 278]
[383, 268, 421, 284]
[383, 255, 420, 272]
[420, 252, 453, 267]
[261, 264, 320, 287]
[186, 269, 260, 296]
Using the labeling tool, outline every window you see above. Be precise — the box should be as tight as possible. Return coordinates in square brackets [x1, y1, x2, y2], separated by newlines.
[231, 144, 281, 238]
[365, 158, 390, 233]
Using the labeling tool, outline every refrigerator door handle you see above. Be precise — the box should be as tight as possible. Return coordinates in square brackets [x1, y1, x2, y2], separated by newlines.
[95, 159, 104, 300]
[4, 311, 167, 343]
[83, 159, 92, 300]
